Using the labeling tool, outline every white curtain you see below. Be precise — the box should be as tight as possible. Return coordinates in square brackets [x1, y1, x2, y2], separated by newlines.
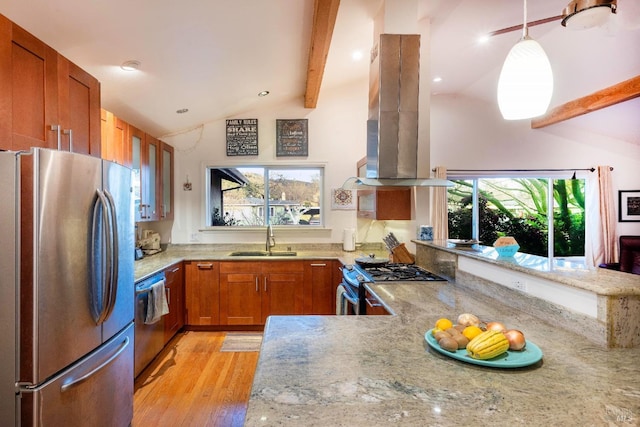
[431, 166, 448, 240]
[585, 166, 617, 268]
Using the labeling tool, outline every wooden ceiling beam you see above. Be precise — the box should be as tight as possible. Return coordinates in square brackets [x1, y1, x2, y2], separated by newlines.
[531, 75, 640, 129]
[304, 0, 340, 109]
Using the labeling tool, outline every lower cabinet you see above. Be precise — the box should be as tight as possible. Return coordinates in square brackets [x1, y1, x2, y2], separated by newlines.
[163, 262, 184, 343]
[219, 261, 305, 325]
[364, 288, 390, 315]
[183, 259, 341, 327]
[184, 261, 220, 325]
[304, 260, 337, 315]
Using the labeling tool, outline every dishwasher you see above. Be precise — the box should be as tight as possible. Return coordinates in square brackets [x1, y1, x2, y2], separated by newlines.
[134, 272, 166, 377]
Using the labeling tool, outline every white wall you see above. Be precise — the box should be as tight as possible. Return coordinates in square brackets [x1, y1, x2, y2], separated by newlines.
[156, 72, 640, 248]
[162, 80, 368, 245]
[430, 93, 640, 238]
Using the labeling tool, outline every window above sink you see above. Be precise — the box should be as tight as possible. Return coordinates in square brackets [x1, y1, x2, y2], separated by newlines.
[206, 166, 324, 228]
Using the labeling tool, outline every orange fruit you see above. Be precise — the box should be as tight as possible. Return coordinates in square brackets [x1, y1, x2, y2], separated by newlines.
[434, 318, 453, 331]
[462, 325, 483, 341]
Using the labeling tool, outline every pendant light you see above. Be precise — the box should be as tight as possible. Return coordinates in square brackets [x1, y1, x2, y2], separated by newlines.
[497, 0, 554, 120]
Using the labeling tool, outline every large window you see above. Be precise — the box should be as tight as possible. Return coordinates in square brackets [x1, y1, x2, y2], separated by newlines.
[447, 176, 585, 258]
[206, 166, 323, 227]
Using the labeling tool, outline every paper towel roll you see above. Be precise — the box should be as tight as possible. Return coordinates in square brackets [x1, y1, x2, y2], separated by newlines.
[343, 228, 356, 251]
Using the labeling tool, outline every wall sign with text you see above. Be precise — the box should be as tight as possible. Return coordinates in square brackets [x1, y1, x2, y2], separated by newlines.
[276, 119, 308, 157]
[226, 119, 258, 156]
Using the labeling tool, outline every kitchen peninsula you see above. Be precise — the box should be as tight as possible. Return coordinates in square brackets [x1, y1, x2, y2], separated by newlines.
[244, 279, 640, 426]
[414, 240, 640, 348]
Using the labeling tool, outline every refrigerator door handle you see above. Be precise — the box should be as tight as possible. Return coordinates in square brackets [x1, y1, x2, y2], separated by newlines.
[102, 190, 119, 321]
[91, 189, 112, 324]
[59, 336, 130, 392]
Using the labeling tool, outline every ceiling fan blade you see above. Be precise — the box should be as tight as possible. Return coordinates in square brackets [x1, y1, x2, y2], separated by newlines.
[488, 15, 563, 38]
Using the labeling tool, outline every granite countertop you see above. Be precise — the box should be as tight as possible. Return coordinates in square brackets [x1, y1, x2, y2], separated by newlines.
[133, 244, 388, 282]
[415, 240, 640, 297]
[245, 281, 640, 426]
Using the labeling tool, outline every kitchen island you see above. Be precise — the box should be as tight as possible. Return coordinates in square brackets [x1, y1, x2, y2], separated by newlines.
[245, 280, 640, 426]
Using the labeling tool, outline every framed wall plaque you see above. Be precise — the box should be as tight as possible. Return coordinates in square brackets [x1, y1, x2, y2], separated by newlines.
[276, 119, 308, 157]
[226, 119, 258, 156]
[619, 190, 640, 222]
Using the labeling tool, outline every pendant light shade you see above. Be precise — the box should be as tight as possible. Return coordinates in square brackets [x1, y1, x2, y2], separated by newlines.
[497, 0, 554, 120]
[497, 37, 554, 120]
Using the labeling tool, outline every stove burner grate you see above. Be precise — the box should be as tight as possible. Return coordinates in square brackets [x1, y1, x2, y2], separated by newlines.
[362, 263, 446, 282]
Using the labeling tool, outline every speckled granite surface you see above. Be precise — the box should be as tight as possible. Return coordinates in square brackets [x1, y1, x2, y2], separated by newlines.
[414, 240, 640, 296]
[133, 243, 387, 282]
[415, 241, 640, 348]
[245, 282, 640, 426]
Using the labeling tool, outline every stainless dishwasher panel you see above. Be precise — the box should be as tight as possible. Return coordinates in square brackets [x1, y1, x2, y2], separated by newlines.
[134, 273, 166, 377]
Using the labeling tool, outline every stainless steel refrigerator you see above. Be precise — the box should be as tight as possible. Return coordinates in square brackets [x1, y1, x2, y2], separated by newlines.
[0, 148, 135, 426]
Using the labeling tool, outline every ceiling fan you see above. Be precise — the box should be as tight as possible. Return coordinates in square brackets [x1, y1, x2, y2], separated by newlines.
[487, 0, 638, 38]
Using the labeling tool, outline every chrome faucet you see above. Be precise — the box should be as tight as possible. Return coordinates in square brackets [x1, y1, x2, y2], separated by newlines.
[266, 224, 276, 253]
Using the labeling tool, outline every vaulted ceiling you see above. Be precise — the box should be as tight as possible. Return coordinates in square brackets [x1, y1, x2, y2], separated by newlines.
[3, 0, 639, 143]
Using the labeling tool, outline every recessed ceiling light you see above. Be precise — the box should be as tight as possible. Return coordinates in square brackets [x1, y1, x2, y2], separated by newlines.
[351, 50, 364, 61]
[258, 90, 270, 97]
[477, 34, 490, 44]
[176, 108, 189, 114]
[433, 77, 443, 83]
[121, 60, 141, 71]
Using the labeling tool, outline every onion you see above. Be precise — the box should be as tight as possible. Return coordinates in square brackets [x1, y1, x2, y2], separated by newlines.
[457, 313, 480, 327]
[503, 329, 526, 351]
[485, 321, 507, 332]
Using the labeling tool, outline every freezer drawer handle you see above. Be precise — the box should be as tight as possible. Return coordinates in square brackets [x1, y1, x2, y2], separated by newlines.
[60, 336, 130, 392]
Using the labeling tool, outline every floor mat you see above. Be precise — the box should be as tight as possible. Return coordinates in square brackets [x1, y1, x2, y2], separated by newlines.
[220, 332, 263, 352]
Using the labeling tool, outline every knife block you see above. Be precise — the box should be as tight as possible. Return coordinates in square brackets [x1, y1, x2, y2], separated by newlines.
[390, 243, 415, 264]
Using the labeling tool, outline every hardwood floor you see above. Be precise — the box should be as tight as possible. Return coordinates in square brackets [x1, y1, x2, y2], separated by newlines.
[133, 331, 259, 427]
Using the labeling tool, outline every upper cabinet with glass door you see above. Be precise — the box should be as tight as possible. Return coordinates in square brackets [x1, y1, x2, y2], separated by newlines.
[160, 142, 174, 220]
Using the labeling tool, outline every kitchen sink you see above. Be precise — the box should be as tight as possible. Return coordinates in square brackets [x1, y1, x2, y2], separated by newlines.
[228, 250, 297, 257]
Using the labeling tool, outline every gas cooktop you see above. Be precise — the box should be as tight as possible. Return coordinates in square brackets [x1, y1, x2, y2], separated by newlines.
[361, 263, 446, 282]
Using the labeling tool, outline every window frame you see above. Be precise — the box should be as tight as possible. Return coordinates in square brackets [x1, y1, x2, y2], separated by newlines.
[205, 164, 325, 228]
[447, 171, 586, 260]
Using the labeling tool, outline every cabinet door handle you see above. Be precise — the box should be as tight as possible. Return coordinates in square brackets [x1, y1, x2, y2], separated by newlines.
[255, 277, 259, 292]
[63, 129, 73, 152]
[51, 125, 61, 150]
[196, 263, 213, 269]
[166, 288, 171, 305]
[310, 263, 326, 267]
[264, 277, 267, 292]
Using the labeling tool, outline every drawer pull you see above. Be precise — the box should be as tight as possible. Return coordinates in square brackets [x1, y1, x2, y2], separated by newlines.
[366, 297, 383, 308]
[197, 263, 213, 269]
[310, 263, 327, 267]
[170, 267, 180, 273]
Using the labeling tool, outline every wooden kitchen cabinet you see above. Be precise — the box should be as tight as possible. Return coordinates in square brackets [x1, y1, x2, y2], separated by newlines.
[364, 288, 390, 315]
[304, 260, 337, 315]
[160, 141, 174, 220]
[143, 134, 161, 221]
[356, 157, 412, 220]
[0, 16, 58, 151]
[0, 16, 100, 155]
[100, 109, 131, 167]
[129, 122, 172, 222]
[261, 262, 304, 323]
[219, 261, 305, 326]
[219, 262, 262, 325]
[184, 261, 220, 325]
[163, 262, 184, 343]
[56, 54, 101, 156]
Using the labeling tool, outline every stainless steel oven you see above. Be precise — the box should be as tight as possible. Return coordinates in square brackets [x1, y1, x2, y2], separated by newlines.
[134, 272, 166, 377]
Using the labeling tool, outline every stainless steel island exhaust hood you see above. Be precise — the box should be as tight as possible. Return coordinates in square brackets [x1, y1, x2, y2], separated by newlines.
[343, 34, 451, 189]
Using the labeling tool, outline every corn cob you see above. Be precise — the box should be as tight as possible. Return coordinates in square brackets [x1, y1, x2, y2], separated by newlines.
[466, 330, 509, 360]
